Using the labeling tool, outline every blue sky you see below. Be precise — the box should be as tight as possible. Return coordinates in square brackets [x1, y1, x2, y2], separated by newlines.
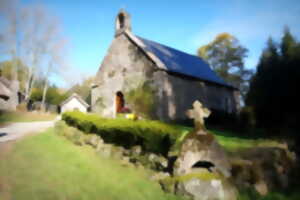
[23, 0, 300, 87]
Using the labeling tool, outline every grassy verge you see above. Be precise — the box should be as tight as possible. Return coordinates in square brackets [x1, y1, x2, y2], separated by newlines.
[0, 111, 56, 125]
[210, 129, 284, 152]
[62, 111, 283, 154]
[175, 125, 283, 153]
[62, 111, 183, 155]
[0, 128, 183, 200]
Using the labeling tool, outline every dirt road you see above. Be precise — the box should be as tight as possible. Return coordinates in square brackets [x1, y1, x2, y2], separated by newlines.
[0, 121, 55, 143]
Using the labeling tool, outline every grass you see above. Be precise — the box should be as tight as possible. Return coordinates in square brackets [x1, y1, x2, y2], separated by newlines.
[175, 125, 283, 153]
[0, 128, 184, 200]
[0, 111, 56, 125]
[62, 111, 283, 155]
[210, 129, 284, 152]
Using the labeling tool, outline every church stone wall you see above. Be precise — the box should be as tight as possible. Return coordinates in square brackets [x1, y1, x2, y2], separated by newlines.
[92, 34, 239, 121]
[91, 34, 157, 118]
[152, 70, 239, 121]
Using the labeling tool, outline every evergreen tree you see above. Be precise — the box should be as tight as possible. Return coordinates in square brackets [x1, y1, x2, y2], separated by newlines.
[246, 28, 300, 134]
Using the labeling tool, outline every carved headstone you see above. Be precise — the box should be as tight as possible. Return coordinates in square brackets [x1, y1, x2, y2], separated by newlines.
[186, 100, 211, 131]
[173, 100, 236, 200]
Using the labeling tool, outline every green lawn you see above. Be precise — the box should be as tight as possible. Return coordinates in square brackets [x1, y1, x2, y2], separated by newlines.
[0, 128, 183, 200]
[210, 129, 284, 152]
[0, 111, 56, 125]
[175, 125, 283, 153]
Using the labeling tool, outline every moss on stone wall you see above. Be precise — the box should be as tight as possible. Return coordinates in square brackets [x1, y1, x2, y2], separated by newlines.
[160, 171, 222, 193]
[95, 97, 106, 111]
[108, 70, 116, 78]
[125, 81, 157, 119]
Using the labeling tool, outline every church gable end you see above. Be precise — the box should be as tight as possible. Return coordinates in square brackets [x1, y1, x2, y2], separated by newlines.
[92, 16, 158, 117]
[92, 10, 239, 121]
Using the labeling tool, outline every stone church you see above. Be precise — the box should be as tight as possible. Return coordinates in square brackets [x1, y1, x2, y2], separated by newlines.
[91, 10, 240, 121]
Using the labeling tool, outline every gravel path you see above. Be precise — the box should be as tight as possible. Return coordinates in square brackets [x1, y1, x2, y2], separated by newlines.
[0, 121, 55, 143]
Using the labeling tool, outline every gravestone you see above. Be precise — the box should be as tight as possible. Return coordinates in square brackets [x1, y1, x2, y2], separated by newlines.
[173, 100, 237, 200]
[175, 100, 231, 177]
[186, 101, 211, 131]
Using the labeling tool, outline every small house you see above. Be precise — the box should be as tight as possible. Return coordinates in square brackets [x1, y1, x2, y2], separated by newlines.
[60, 93, 89, 113]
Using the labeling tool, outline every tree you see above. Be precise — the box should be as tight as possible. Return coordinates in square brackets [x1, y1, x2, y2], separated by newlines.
[246, 38, 280, 129]
[20, 4, 68, 102]
[30, 84, 67, 106]
[0, 59, 28, 91]
[246, 28, 300, 134]
[0, 1, 69, 102]
[66, 77, 94, 105]
[40, 16, 68, 110]
[198, 33, 253, 100]
[0, 0, 20, 81]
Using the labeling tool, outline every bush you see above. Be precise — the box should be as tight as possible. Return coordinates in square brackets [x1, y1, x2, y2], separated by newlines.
[237, 188, 300, 200]
[238, 106, 256, 133]
[62, 111, 183, 155]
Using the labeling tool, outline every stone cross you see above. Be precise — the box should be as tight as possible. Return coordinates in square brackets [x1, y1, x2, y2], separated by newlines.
[186, 100, 211, 130]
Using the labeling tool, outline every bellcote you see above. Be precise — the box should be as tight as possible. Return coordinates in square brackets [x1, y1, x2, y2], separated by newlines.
[115, 9, 131, 37]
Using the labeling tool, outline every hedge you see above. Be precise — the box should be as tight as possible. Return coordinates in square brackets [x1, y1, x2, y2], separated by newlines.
[62, 111, 183, 155]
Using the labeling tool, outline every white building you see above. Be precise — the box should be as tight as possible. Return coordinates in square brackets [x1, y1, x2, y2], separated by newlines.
[60, 93, 89, 113]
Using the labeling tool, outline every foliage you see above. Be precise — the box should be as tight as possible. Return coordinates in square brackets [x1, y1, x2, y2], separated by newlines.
[62, 111, 283, 155]
[66, 76, 94, 104]
[30, 85, 68, 105]
[0, 128, 183, 200]
[30, 88, 43, 102]
[0, 59, 29, 92]
[237, 188, 300, 200]
[62, 111, 183, 155]
[125, 81, 156, 119]
[237, 106, 256, 134]
[0, 1, 69, 100]
[198, 33, 253, 99]
[246, 27, 300, 134]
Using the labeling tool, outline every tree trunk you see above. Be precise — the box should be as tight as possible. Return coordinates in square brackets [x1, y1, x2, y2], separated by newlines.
[41, 62, 52, 111]
[41, 79, 49, 111]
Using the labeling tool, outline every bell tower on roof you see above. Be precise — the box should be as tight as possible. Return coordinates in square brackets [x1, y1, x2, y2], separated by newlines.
[115, 9, 131, 37]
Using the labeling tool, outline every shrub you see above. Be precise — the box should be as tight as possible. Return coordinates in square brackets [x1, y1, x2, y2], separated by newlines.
[238, 106, 256, 134]
[125, 81, 157, 119]
[62, 111, 183, 155]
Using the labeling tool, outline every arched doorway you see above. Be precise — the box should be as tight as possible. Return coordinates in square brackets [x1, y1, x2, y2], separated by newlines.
[115, 91, 125, 113]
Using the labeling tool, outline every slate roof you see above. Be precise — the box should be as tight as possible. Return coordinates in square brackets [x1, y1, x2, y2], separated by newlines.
[137, 36, 233, 88]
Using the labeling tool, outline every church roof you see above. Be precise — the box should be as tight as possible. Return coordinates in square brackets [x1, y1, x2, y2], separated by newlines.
[137, 36, 233, 88]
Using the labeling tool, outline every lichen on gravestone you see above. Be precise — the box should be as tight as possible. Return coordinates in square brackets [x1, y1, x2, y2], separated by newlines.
[174, 100, 232, 177]
[186, 100, 211, 132]
[172, 100, 237, 199]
